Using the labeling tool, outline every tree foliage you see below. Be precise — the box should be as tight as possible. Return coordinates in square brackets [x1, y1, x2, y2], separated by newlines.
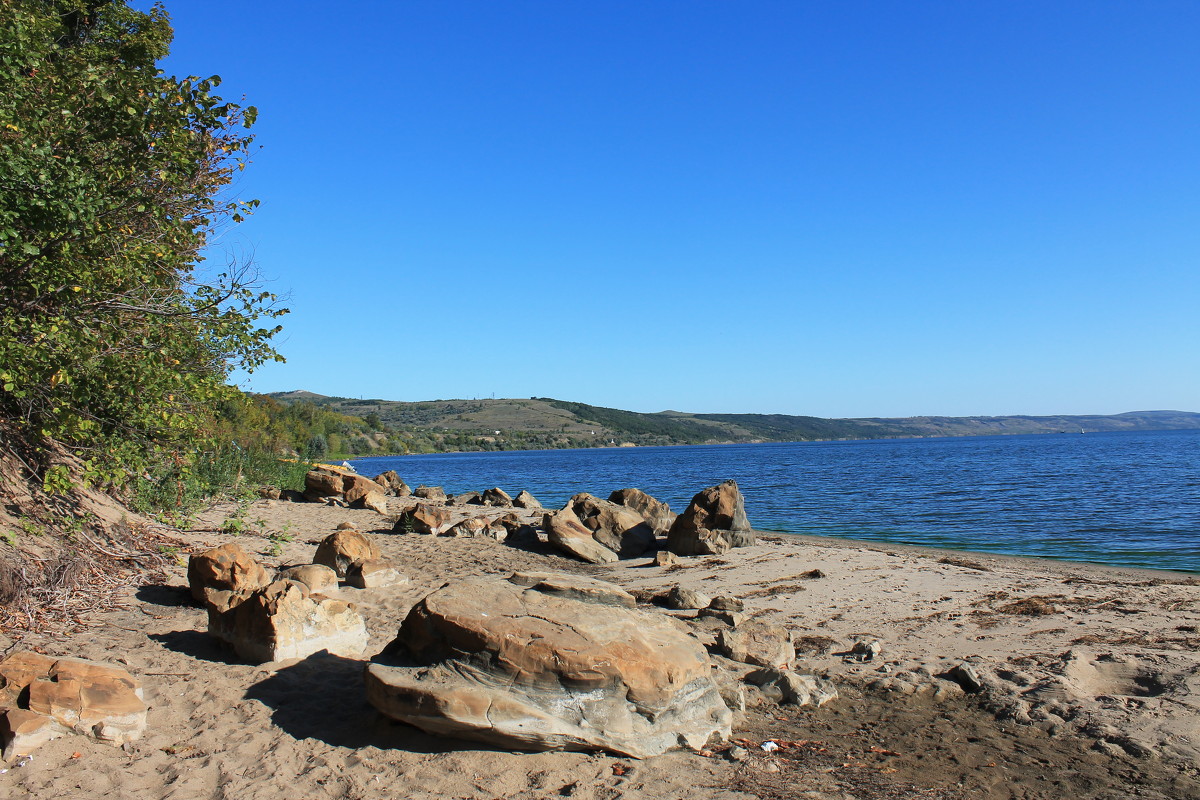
[0, 0, 285, 488]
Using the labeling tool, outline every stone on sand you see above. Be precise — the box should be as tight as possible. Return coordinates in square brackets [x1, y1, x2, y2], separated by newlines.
[413, 485, 447, 503]
[666, 480, 755, 556]
[314, 530, 381, 578]
[542, 508, 619, 564]
[513, 489, 542, 509]
[187, 542, 271, 612]
[365, 573, 732, 758]
[209, 579, 369, 663]
[277, 563, 339, 594]
[609, 487, 677, 536]
[396, 503, 452, 535]
[0, 651, 147, 758]
[481, 487, 514, 507]
[715, 621, 794, 669]
[346, 559, 408, 589]
[565, 493, 656, 558]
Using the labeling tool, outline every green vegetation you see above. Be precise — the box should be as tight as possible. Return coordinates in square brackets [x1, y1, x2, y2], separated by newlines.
[0, 1, 283, 503]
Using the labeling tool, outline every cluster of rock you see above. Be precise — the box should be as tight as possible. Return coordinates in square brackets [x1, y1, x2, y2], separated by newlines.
[0, 651, 147, 759]
[186, 528, 404, 664]
[539, 480, 755, 565]
[364, 572, 734, 758]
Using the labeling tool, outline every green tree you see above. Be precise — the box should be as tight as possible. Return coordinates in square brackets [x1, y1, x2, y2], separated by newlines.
[0, 0, 285, 488]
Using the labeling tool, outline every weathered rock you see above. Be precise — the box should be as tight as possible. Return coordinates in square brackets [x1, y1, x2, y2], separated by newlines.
[304, 466, 346, 501]
[709, 596, 745, 612]
[374, 470, 410, 496]
[609, 488, 676, 535]
[746, 668, 838, 707]
[0, 651, 147, 757]
[396, 504, 452, 535]
[187, 543, 271, 611]
[566, 493, 655, 558]
[654, 549, 678, 567]
[258, 486, 282, 500]
[543, 509, 619, 564]
[715, 621, 794, 669]
[508, 571, 636, 608]
[447, 491, 480, 506]
[666, 480, 754, 556]
[346, 559, 408, 590]
[441, 516, 507, 540]
[277, 564, 339, 594]
[697, 607, 746, 626]
[365, 574, 732, 758]
[413, 485, 447, 503]
[209, 580, 369, 663]
[313, 530, 381, 578]
[481, 487, 513, 507]
[336, 521, 357, 530]
[343, 473, 383, 506]
[661, 585, 712, 610]
[352, 489, 389, 515]
[512, 490, 542, 509]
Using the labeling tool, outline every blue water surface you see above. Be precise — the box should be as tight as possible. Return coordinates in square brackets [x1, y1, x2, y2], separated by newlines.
[349, 429, 1200, 572]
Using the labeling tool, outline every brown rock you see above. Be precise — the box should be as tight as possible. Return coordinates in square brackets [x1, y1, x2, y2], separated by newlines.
[481, 487, 513, 507]
[666, 480, 754, 556]
[346, 559, 408, 589]
[257, 486, 282, 500]
[654, 550, 678, 567]
[209, 580, 369, 663]
[542, 509, 619, 564]
[304, 467, 345, 501]
[396, 503, 452, 535]
[513, 490, 542, 509]
[277, 564, 339, 594]
[609, 488, 676, 535]
[413, 485, 447, 503]
[374, 470, 410, 496]
[715, 621, 794, 669]
[313, 530, 381, 578]
[365, 574, 731, 758]
[187, 543, 271, 610]
[343, 473, 384, 505]
[0, 652, 147, 756]
[441, 516, 507, 539]
[352, 489, 389, 514]
[566, 493, 655, 558]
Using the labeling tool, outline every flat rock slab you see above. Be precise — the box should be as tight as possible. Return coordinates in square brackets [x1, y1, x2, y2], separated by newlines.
[0, 651, 147, 758]
[366, 573, 731, 758]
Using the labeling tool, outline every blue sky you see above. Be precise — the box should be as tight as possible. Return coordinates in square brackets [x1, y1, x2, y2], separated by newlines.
[153, 1, 1198, 417]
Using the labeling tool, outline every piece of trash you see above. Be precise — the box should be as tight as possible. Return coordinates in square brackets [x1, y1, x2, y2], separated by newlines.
[761, 741, 780, 752]
[611, 763, 630, 776]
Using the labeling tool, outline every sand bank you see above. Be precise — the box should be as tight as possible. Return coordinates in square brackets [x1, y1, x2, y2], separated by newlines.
[1, 497, 1197, 799]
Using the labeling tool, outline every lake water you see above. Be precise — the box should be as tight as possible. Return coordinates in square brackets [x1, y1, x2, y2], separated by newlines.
[349, 429, 1200, 573]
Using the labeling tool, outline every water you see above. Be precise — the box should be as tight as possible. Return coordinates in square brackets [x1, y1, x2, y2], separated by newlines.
[349, 429, 1200, 573]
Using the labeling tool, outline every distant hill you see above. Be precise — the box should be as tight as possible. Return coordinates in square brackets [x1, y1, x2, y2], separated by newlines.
[263, 392, 1200, 453]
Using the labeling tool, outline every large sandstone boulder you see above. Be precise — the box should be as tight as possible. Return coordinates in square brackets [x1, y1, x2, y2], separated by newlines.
[344, 473, 385, 506]
[187, 542, 271, 611]
[566, 493, 655, 558]
[609, 488, 676, 536]
[352, 489, 389, 515]
[542, 508, 619, 564]
[481, 487, 513, 507]
[666, 480, 755, 556]
[364, 574, 732, 758]
[209, 580, 369, 663]
[715, 621, 794, 669]
[304, 466, 345, 501]
[0, 651, 147, 758]
[395, 503, 452, 535]
[314, 530, 381, 578]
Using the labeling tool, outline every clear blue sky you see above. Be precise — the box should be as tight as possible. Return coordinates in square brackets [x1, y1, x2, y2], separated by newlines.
[152, 1, 1198, 418]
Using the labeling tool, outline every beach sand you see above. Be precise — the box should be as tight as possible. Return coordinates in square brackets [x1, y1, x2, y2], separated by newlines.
[2, 496, 1198, 799]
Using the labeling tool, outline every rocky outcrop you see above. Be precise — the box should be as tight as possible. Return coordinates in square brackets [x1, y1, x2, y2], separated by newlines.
[542, 508, 619, 564]
[666, 480, 755, 556]
[565, 493, 655, 558]
[395, 504, 452, 535]
[313, 530, 381, 578]
[0, 652, 147, 758]
[187, 542, 271, 612]
[609, 488, 676, 535]
[364, 573, 732, 758]
[209, 580, 368, 663]
[513, 490, 542, 509]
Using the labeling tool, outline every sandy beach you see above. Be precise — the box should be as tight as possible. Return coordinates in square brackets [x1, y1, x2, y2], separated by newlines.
[2, 495, 1198, 800]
